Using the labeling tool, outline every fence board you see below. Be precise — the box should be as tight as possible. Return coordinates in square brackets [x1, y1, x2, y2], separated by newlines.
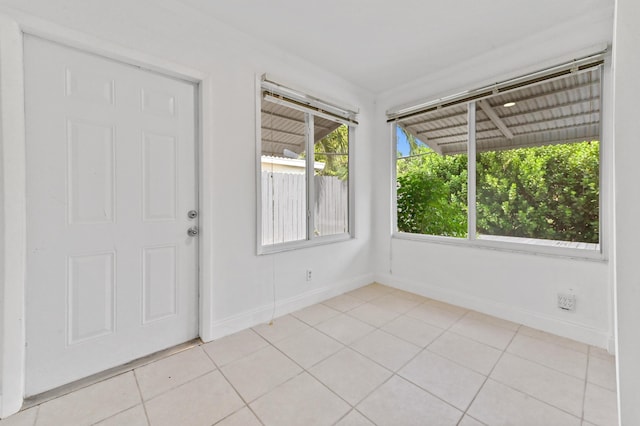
[262, 171, 348, 245]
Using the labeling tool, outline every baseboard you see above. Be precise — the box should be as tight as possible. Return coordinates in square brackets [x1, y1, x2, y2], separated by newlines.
[375, 273, 611, 349]
[0, 390, 22, 420]
[208, 273, 374, 341]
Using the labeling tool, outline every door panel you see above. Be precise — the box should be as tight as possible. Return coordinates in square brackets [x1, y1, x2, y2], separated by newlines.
[24, 36, 199, 396]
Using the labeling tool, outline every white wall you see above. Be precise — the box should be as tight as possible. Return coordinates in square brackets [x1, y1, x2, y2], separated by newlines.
[613, 0, 640, 423]
[0, 16, 26, 417]
[0, 1, 375, 341]
[0, 0, 622, 416]
[372, 15, 616, 348]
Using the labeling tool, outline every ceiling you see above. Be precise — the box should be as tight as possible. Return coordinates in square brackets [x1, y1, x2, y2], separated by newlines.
[175, 0, 614, 92]
[0, 0, 614, 93]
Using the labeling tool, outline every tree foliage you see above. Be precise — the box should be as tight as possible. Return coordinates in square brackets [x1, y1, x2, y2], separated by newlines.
[315, 124, 349, 180]
[397, 141, 600, 243]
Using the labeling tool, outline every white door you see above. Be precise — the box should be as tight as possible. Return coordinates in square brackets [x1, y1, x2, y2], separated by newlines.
[24, 36, 199, 396]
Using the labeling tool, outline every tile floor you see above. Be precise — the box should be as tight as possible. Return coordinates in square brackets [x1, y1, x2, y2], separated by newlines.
[1, 283, 618, 426]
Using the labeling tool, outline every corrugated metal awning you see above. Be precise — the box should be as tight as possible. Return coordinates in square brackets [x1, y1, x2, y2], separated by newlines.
[398, 67, 601, 156]
[261, 97, 342, 157]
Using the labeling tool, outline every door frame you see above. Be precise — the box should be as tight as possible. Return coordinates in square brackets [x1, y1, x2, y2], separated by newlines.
[0, 11, 215, 417]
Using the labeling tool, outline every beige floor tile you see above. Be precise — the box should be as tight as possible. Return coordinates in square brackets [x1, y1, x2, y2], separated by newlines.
[0, 407, 38, 426]
[363, 283, 396, 293]
[368, 294, 421, 314]
[519, 326, 588, 353]
[274, 327, 343, 369]
[357, 376, 462, 426]
[449, 316, 516, 350]
[322, 294, 364, 312]
[36, 372, 140, 426]
[405, 303, 466, 329]
[346, 303, 401, 327]
[309, 348, 391, 405]
[583, 383, 619, 426]
[350, 329, 421, 371]
[346, 285, 393, 302]
[423, 299, 469, 315]
[468, 380, 581, 426]
[428, 331, 502, 375]
[94, 405, 148, 426]
[145, 371, 243, 426]
[391, 289, 428, 302]
[214, 407, 261, 426]
[135, 346, 215, 400]
[458, 415, 486, 426]
[381, 315, 443, 347]
[202, 329, 269, 367]
[250, 373, 350, 426]
[221, 345, 302, 402]
[252, 314, 309, 343]
[588, 354, 617, 391]
[582, 422, 598, 426]
[464, 311, 520, 331]
[334, 410, 375, 426]
[507, 333, 587, 379]
[399, 350, 485, 410]
[315, 314, 375, 345]
[291, 303, 341, 326]
[490, 353, 585, 417]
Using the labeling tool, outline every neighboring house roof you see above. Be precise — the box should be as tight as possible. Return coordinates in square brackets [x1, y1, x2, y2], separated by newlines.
[399, 68, 601, 156]
[261, 155, 325, 171]
[261, 98, 342, 157]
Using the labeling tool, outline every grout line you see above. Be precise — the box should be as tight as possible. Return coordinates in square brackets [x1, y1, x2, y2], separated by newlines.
[132, 370, 152, 426]
[21, 338, 202, 410]
[581, 349, 591, 423]
[315, 294, 470, 418]
[22, 285, 613, 426]
[459, 323, 522, 420]
[518, 328, 591, 356]
[201, 343, 267, 426]
[262, 336, 356, 410]
[461, 328, 589, 423]
[30, 405, 40, 426]
[134, 346, 217, 405]
[502, 342, 588, 380]
[478, 376, 585, 421]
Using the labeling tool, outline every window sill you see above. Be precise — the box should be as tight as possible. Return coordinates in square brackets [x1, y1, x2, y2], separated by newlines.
[258, 233, 352, 255]
[393, 232, 606, 262]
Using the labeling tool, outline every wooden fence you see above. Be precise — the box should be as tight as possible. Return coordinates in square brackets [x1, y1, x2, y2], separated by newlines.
[261, 172, 348, 245]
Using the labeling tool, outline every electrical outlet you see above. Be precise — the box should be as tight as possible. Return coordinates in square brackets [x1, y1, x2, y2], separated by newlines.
[306, 269, 312, 281]
[557, 293, 576, 311]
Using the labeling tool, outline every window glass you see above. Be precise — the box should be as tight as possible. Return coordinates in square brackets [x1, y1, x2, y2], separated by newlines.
[396, 105, 468, 237]
[260, 99, 307, 246]
[259, 83, 356, 252]
[393, 64, 601, 251]
[475, 70, 600, 245]
[313, 122, 349, 237]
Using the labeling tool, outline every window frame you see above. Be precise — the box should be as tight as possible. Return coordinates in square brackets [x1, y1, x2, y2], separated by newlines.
[390, 57, 608, 261]
[256, 76, 357, 255]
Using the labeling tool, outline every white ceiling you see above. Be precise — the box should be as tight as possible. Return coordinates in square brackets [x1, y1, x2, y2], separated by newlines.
[175, 0, 614, 92]
[0, 0, 614, 93]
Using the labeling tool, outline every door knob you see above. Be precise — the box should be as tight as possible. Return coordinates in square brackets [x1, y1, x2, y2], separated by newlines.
[187, 226, 199, 237]
[188, 210, 198, 219]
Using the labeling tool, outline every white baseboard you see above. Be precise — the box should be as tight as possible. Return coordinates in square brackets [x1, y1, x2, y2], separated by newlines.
[375, 273, 612, 349]
[208, 273, 374, 341]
